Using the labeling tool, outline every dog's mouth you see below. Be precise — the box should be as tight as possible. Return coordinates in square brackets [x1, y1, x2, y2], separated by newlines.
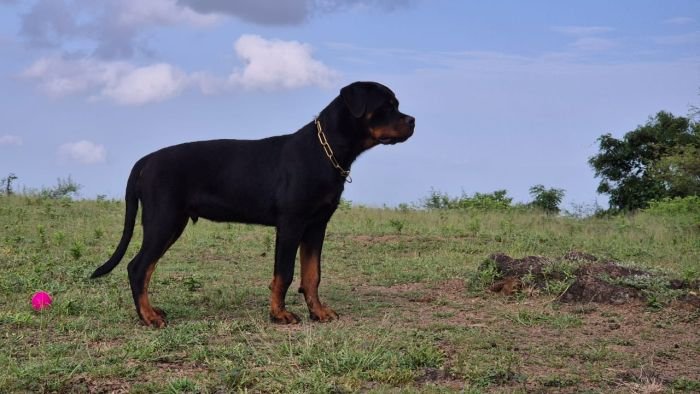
[376, 131, 413, 145]
[377, 137, 399, 145]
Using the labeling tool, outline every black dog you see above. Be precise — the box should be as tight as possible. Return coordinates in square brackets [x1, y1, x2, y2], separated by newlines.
[91, 81, 414, 327]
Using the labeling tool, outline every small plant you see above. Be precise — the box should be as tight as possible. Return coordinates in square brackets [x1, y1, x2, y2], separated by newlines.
[338, 198, 352, 211]
[183, 276, 203, 292]
[388, 219, 404, 233]
[69, 241, 84, 260]
[673, 377, 700, 391]
[37, 225, 47, 245]
[54, 231, 66, 245]
[469, 258, 502, 292]
[167, 378, 198, 393]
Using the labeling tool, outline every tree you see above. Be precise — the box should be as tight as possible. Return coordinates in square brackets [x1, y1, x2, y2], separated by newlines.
[39, 176, 81, 199]
[648, 145, 700, 197]
[529, 184, 565, 214]
[588, 111, 700, 211]
[1, 173, 18, 195]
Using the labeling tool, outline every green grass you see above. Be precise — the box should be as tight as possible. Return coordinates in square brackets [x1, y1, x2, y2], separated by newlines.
[0, 195, 699, 392]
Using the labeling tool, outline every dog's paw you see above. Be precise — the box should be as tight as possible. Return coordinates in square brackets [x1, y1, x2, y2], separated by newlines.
[153, 307, 167, 319]
[140, 307, 168, 328]
[270, 309, 301, 324]
[142, 315, 167, 328]
[310, 305, 339, 322]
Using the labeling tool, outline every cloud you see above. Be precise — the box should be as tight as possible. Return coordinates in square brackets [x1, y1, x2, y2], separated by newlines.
[22, 36, 338, 103]
[22, 56, 190, 104]
[653, 31, 700, 46]
[552, 25, 616, 53]
[177, 0, 308, 25]
[20, 0, 219, 59]
[18, 0, 412, 59]
[663, 17, 695, 25]
[101, 63, 189, 105]
[570, 37, 617, 52]
[229, 35, 338, 90]
[0, 135, 23, 146]
[177, 0, 413, 25]
[58, 140, 106, 164]
[552, 26, 614, 36]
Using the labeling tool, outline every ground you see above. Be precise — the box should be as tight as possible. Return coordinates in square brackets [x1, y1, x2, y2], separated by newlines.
[1, 197, 699, 392]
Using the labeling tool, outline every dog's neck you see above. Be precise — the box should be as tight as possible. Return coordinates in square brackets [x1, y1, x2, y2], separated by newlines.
[313, 97, 369, 172]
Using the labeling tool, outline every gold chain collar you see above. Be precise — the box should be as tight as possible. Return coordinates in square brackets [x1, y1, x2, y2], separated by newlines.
[315, 118, 352, 183]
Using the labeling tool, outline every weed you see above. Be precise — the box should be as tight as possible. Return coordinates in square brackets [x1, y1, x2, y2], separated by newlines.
[69, 241, 84, 260]
[389, 219, 405, 234]
[673, 377, 700, 391]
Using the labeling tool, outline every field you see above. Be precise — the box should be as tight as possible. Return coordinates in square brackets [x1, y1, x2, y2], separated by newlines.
[1, 195, 699, 393]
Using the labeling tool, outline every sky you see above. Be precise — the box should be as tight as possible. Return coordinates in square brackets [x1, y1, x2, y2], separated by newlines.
[0, 0, 698, 210]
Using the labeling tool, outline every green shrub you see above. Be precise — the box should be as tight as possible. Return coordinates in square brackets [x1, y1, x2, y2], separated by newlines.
[645, 196, 700, 216]
[422, 189, 513, 211]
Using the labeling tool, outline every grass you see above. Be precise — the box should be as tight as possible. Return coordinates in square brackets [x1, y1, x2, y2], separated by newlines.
[0, 195, 699, 392]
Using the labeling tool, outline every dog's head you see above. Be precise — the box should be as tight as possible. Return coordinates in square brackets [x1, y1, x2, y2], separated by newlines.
[340, 81, 415, 147]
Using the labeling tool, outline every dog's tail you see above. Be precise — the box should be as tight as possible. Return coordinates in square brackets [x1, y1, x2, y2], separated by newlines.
[90, 157, 146, 278]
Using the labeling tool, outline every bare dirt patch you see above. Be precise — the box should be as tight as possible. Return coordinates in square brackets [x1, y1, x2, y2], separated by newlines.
[485, 252, 700, 308]
[349, 255, 700, 392]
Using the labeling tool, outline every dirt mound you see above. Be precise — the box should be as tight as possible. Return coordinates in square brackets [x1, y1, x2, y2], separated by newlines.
[483, 252, 700, 308]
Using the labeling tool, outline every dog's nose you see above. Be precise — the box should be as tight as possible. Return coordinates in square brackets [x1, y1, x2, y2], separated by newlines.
[405, 116, 415, 127]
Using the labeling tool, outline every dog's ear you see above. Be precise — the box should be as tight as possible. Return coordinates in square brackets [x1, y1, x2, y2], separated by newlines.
[341, 82, 388, 118]
[340, 83, 367, 118]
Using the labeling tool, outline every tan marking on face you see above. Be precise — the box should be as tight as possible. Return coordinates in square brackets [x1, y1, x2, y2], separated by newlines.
[369, 125, 412, 141]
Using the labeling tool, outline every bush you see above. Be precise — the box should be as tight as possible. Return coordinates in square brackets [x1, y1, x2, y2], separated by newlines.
[421, 189, 513, 211]
[24, 177, 82, 200]
[529, 185, 565, 214]
[644, 196, 700, 216]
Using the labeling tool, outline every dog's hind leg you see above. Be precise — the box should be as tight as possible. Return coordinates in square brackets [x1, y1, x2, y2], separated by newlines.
[128, 214, 188, 328]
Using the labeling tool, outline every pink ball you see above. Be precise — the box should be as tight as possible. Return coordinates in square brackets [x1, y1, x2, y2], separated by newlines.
[31, 291, 52, 311]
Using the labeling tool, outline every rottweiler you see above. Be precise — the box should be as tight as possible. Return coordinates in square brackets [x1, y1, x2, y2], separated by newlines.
[91, 81, 415, 327]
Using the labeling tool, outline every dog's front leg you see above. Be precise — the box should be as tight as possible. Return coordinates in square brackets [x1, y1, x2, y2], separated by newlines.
[299, 222, 338, 322]
[269, 221, 302, 324]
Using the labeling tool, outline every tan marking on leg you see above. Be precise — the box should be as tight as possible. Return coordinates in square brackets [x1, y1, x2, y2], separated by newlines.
[269, 275, 300, 324]
[300, 243, 338, 322]
[139, 263, 166, 328]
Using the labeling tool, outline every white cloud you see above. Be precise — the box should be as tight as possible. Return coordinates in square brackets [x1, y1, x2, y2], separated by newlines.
[22, 56, 190, 105]
[653, 31, 700, 46]
[22, 35, 338, 103]
[551, 25, 616, 53]
[571, 37, 617, 52]
[552, 26, 614, 36]
[0, 135, 23, 146]
[23, 56, 129, 97]
[19, 0, 410, 59]
[229, 34, 338, 90]
[117, 0, 219, 28]
[58, 140, 106, 164]
[663, 17, 695, 25]
[20, 0, 219, 59]
[101, 63, 188, 105]
[177, 0, 414, 26]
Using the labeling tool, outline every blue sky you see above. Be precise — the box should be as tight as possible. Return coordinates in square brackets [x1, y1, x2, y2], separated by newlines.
[0, 0, 698, 210]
